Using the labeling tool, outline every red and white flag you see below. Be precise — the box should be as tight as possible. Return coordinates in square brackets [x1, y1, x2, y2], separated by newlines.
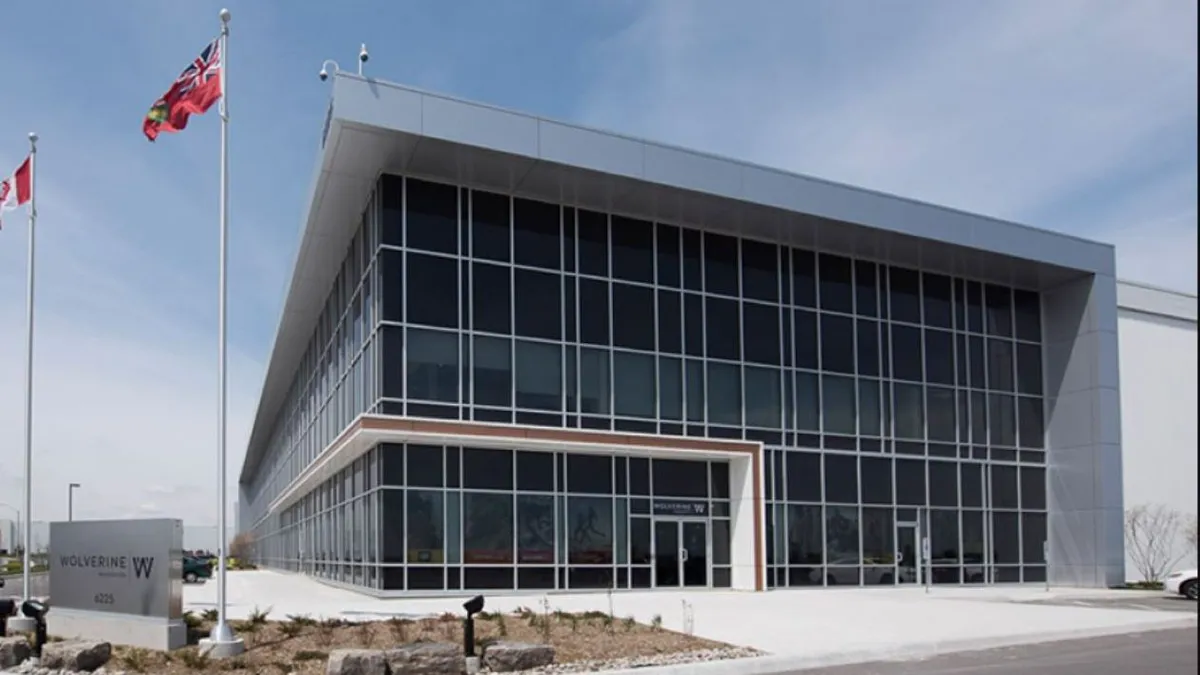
[0, 155, 32, 229]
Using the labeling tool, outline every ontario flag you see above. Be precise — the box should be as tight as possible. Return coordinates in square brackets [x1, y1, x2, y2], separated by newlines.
[143, 37, 222, 142]
[0, 155, 32, 229]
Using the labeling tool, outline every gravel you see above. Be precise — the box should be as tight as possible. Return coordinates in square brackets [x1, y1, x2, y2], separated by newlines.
[512, 647, 763, 673]
[2, 659, 131, 675]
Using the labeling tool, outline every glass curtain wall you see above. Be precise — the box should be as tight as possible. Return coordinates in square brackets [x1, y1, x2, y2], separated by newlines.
[250, 173, 1048, 589]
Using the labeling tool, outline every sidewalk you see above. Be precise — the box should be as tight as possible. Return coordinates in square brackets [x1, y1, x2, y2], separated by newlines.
[184, 572, 1197, 672]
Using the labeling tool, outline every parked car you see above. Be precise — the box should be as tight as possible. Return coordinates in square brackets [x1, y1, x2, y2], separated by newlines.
[183, 556, 213, 584]
[1164, 568, 1198, 600]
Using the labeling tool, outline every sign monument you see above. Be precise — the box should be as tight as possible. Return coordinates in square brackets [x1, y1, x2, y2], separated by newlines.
[48, 518, 186, 650]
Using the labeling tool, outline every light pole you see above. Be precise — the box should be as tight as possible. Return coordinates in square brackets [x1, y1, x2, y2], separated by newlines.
[68, 483, 80, 521]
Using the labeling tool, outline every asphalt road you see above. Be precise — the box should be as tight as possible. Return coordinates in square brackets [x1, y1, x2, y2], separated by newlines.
[0, 572, 49, 599]
[793, 628, 1198, 674]
[1024, 594, 1198, 613]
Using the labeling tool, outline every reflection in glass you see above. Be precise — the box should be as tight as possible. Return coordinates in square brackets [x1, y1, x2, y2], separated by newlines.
[795, 372, 820, 431]
[614, 351, 656, 418]
[825, 506, 859, 565]
[861, 508, 894, 566]
[787, 505, 822, 565]
[517, 495, 555, 564]
[686, 360, 705, 422]
[930, 510, 960, 563]
[515, 341, 561, 411]
[659, 357, 683, 420]
[473, 336, 511, 406]
[406, 490, 444, 563]
[823, 375, 857, 435]
[894, 383, 924, 439]
[568, 497, 613, 564]
[745, 366, 781, 428]
[579, 348, 610, 414]
[407, 329, 459, 402]
[707, 362, 742, 426]
[858, 379, 881, 435]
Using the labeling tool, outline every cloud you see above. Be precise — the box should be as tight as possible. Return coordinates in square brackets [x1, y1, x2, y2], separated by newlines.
[575, 0, 1197, 292]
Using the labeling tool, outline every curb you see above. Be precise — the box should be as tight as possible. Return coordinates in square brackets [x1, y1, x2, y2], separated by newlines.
[598, 615, 1199, 675]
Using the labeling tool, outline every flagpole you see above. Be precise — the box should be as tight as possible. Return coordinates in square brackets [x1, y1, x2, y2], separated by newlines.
[201, 7, 244, 658]
[21, 131, 38, 614]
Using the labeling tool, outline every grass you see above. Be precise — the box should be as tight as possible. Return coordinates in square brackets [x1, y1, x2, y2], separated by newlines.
[93, 606, 736, 674]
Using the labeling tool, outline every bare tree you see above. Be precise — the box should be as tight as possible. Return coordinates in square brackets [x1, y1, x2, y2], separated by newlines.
[228, 531, 256, 561]
[1185, 514, 1199, 564]
[1124, 504, 1183, 582]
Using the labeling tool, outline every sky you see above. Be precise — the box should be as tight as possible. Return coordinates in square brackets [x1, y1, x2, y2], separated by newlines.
[0, 0, 1195, 530]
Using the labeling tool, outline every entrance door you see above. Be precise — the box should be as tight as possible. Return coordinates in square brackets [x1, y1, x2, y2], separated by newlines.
[896, 522, 920, 585]
[654, 520, 709, 588]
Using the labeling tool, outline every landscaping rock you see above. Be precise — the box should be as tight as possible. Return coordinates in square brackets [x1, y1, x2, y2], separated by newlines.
[38, 640, 112, 672]
[384, 642, 464, 675]
[482, 642, 556, 672]
[326, 648, 387, 675]
[0, 637, 31, 669]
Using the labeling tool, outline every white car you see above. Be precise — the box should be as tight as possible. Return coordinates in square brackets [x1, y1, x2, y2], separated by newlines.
[1164, 569, 1198, 600]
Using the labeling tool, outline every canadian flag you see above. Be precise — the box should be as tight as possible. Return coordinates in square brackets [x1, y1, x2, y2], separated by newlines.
[0, 155, 32, 229]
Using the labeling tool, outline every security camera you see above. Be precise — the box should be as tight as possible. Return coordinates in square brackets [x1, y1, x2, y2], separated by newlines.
[359, 44, 369, 63]
[319, 67, 329, 81]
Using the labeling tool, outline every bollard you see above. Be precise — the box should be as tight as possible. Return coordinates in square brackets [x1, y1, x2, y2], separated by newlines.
[462, 614, 476, 657]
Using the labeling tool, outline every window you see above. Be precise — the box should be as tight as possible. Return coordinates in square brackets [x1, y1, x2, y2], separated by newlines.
[1018, 397, 1044, 448]
[407, 329, 459, 402]
[745, 366, 781, 428]
[928, 461, 958, 507]
[704, 232, 739, 297]
[568, 497, 613, 564]
[860, 456, 892, 504]
[1013, 289, 1042, 342]
[577, 210, 608, 276]
[653, 459, 708, 498]
[514, 269, 561, 340]
[891, 325, 923, 382]
[923, 273, 953, 328]
[856, 319, 879, 376]
[657, 290, 682, 354]
[580, 279, 609, 346]
[707, 362, 742, 426]
[656, 223, 681, 287]
[822, 375, 857, 435]
[471, 190, 510, 262]
[381, 325, 404, 397]
[825, 506, 859, 562]
[989, 394, 1016, 446]
[613, 351, 656, 418]
[380, 248, 404, 321]
[611, 216, 654, 283]
[612, 283, 655, 350]
[1016, 343, 1043, 395]
[579, 348, 610, 414]
[787, 451, 821, 502]
[787, 505, 823, 566]
[513, 198, 561, 269]
[987, 339, 1014, 391]
[682, 229, 702, 291]
[795, 372, 820, 431]
[888, 267, 921, 324]
[471, 262, 511, 334]
[463, 492, 513, 563]
[823, 453, 858, 504]
[405, 179, 457, 254]
[463, 448, 513, 490]
[821, 314, 855, 373]
[515, 341, 561, 411]
[406, 490, 444, 563]
[743, 302, 781, 364]
[473, 336, 511, 406]
[794, 310, 818, 370]
[894, 383, 924, 439]
[926, 386, 956, 442]
[705, 297, 741, 360]
[991, 465, 1018, 509]
[792, 250, 817, 308]
[855, 261, 878, 317]
[407, 253, 458, 328]
[924, 329, 954, 385]
[686, 360, 705, 422]
[1020, 467, 1046, 510]
[380, 174, 403, 246]
[517, 494, 555, 563]
[742, 240, 779, 302]
[985, 285, 1013, 337]
[659, 357, 683, 420]
[819, 254, 853, 314]
[858, 379, 881, 436]
[895, 459, 926, 506]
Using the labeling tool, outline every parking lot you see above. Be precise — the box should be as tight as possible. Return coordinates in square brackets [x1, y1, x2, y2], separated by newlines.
[1024, 594, 1197, 613]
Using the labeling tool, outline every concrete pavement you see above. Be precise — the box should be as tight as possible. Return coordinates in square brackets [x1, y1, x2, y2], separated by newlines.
[184, 571, 1197, 673]
[792, 628, 1198, 674]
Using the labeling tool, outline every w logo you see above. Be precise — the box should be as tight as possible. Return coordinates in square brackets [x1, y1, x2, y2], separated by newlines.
[132, 556, 155, 579]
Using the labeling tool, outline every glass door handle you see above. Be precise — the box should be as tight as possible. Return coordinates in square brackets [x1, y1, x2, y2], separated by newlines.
[680, 548, 689, 562]
[896, 551, 904, 562]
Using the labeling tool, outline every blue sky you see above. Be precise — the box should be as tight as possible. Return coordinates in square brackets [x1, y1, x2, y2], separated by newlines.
[0, 0, 1194, 530]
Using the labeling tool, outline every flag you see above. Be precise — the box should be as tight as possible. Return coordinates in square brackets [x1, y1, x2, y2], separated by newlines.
[0, 155, 32, 229]
[143, 38, 223, 142]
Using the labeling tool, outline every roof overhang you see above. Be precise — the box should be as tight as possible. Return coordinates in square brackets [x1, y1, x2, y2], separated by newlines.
[1117, 280, 1198, 323]
[240, 73, 1118, 484]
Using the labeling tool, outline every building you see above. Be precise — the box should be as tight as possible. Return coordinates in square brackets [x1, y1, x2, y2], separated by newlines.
[1117, 281, 1198, 578]
[237, 73, 1127, 595]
